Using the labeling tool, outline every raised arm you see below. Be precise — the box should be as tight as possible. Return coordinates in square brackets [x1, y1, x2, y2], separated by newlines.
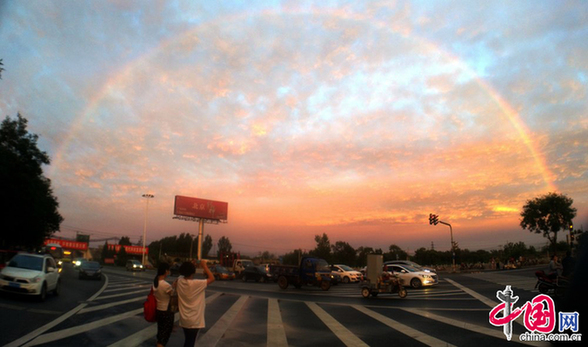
[200, 260, 215, 285]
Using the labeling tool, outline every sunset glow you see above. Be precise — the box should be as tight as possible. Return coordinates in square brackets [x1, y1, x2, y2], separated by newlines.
[1, 1, 586, 256]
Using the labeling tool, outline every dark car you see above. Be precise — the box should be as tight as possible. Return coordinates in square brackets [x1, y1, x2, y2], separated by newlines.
[242, 265, 272, 283]
[79, 261, 102, 280]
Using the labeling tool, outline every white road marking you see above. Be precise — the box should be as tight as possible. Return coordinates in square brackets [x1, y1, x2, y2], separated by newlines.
[307, 302, 369, 347]
[23, 308, 143, 346]
[353, 305, 455, 347]
[197, 295, 249, 347]
[4, 274, 110, 347]
[267, 299, 288, 347]
[78, 296, 144, 314]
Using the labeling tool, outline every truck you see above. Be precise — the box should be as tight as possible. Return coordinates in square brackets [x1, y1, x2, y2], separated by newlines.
[219, 252, 254, 278]
[272, 257, 332, 291]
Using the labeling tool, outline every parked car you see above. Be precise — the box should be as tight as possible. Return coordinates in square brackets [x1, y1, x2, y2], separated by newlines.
[331, 264, 363, 283]
[211, 264, 235, 280]
[242, 265, 272, 282]
[386, 264, 438, 289]
[126, 259, 144, 271]
[0, 253, 61, 301]
[79, 261, 102, 280]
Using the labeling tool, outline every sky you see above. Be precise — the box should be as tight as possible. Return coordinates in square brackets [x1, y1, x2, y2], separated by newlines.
[1, 1, 587, 257]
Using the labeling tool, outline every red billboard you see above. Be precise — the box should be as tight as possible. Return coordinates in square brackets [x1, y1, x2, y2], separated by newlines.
[174, 195, 228, 221]
[107, 244, 147, 255]
[44, 238, 88, 251]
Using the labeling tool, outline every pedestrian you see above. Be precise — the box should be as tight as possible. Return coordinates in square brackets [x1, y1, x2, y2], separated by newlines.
[175, 259, 215, 347]
[562, 250, 576, 277]
[153, 262, 174, 347]
[547, 255, 563, 279]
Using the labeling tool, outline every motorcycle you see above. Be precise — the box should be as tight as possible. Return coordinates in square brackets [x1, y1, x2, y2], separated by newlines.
[535, 270, 570, 297]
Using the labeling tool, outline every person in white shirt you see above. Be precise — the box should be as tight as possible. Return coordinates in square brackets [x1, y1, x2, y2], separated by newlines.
[175, 259, 215, 347]
[153, 263, 173, 347]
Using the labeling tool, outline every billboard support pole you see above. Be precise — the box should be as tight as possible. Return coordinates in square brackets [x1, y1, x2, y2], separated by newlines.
[197, 219, 204, 260]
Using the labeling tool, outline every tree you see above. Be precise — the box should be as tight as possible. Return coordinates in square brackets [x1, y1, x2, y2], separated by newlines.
[0, 114, 63, 249]
[520, 192, 577, 256]
[0, 58, 4, 79]
[202, 235, 213, 258]
[217, 236, 232, 255]
[116, 246, 128, 266]
[385, 244, 408, 262]
[331, 241, 357, 266]
[310, 233, 331, 263]
[119, 236, 132, 246]
[356, 246, 375, 267]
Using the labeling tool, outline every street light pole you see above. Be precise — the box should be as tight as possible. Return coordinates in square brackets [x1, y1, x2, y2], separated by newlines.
[439, 221, 455, 272]
[142, 193, 154, 266]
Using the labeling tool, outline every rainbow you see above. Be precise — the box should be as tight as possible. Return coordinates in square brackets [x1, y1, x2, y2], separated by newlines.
[51, 6, 556, 193]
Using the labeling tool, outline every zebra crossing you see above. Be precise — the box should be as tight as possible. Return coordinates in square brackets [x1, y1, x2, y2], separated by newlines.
[8, 272, 540, 346]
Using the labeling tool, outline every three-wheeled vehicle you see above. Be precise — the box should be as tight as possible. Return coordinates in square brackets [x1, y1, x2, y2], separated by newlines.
[361, 254, 407, 298]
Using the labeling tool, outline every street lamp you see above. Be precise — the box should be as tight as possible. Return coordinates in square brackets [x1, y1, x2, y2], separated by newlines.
[142, 193, 155, 266]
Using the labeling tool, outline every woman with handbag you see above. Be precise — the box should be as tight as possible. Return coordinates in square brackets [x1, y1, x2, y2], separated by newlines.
[153, 263, 174, 347]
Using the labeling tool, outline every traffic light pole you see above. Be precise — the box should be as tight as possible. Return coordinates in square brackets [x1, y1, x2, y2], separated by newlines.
[438, 221, 455, 272]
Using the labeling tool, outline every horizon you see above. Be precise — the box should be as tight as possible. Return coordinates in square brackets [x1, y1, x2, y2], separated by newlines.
[2, 1, 587, 257]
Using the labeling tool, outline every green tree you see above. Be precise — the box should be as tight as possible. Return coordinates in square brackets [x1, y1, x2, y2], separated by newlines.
[116, 245, 128, 266]
[217, 236, 232, 255]
[119, 236, 132, 246]
[0, 114, 63, 249]
[202, 234, 213, 258]
[310, 233, 331, 263]
[520, 192, 577, 256]
[331, 241, 357, 266]
[0, 58, 4, 79]
[385, 244, 408, 262]
[356, 246, 375, 267]
[282, 249, 306, 265]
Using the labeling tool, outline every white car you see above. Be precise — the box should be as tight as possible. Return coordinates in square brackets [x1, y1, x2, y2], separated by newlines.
[384, 260, 435, 273]
[0, 253, 61, 301]
[331, 264, 363, 283]
[386, 264, 438, 288]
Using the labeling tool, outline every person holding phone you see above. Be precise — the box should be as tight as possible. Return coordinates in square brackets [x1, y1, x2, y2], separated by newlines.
[175, 259, 215, 347]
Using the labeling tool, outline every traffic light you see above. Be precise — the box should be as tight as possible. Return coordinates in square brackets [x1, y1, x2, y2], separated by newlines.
[429, 213, 439, 225]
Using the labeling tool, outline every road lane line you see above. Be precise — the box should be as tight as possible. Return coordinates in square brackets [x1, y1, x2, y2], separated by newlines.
[400, 307, 538, 346]
[93, 288, 147, 300]
[353, 305, 455, 347]
[197, 295, 249, 347]
[23, 308, 143, 346]
[443, 277, 546, 346]
[444, 278, 497, 307]
[102, 283, 151, 292]
[107, 291, 222, 347]
[267, 299, 288, 347]
[78, 296, 144, 314]
[4, 274, 109, 347]
[307, 302, 369, 347]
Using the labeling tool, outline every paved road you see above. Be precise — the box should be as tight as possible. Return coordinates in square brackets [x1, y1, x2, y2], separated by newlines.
[1, 266, 557, 346]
